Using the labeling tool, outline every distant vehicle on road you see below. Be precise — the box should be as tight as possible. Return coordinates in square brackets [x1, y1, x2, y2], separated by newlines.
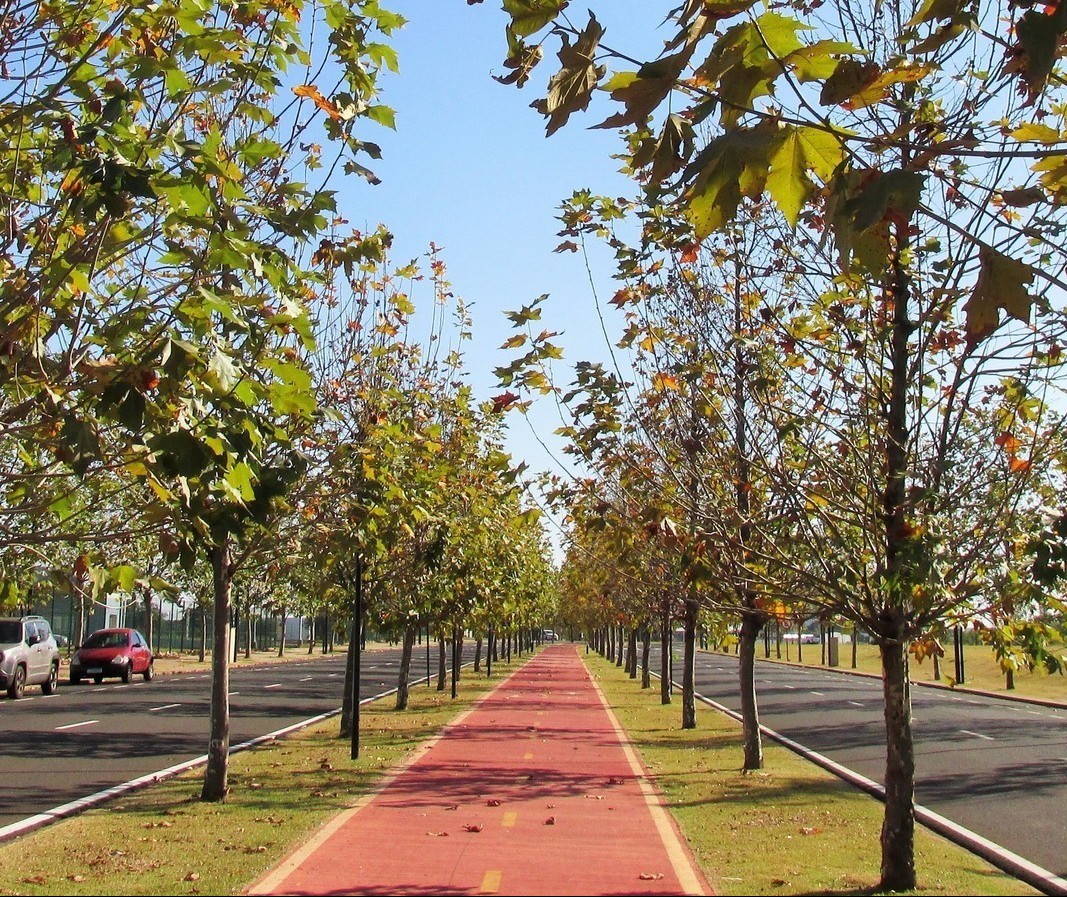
[0, 616, 60, 699]
[69, 628, 154, 685]
[542, 630, 559, 642]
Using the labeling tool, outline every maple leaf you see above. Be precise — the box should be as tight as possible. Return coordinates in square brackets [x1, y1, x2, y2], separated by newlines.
[491, 391, 520, 413]
[533, 15, 605, 136]
[963, 246, 1036, 348]
[292, 85, 344, 122]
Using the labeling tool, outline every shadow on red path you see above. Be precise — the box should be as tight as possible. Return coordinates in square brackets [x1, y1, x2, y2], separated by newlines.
[248, 644, 712, 896]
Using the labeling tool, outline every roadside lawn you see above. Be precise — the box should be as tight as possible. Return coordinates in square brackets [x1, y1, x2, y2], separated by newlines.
[584, 651, 1039, 897]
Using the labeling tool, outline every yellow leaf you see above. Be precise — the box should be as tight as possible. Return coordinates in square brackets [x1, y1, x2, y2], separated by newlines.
[292, 84, 343, 122]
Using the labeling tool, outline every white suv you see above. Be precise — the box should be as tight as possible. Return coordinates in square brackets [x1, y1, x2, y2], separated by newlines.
[0, 615, 61, 698]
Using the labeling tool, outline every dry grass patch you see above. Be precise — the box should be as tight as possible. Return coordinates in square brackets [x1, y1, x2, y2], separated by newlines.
[585, 653, 1039, 897]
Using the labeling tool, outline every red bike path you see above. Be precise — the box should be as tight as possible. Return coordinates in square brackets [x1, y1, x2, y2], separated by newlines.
[248, 644, 712, 896]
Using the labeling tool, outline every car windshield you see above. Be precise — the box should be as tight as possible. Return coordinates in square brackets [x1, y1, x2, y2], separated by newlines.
[0, 621, 21, 643]
[82, 631, 128, 649]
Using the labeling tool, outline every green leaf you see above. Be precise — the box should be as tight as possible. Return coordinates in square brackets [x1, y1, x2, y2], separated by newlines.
[963, 246, 1036, 348]
[767, 126, 845, 226]
[503, 0, 568, 38]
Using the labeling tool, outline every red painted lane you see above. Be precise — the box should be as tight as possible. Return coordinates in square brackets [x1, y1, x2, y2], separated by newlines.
[250, 644, 711, 896]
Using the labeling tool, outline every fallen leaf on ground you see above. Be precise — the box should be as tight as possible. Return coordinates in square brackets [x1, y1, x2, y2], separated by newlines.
[427, 831, 449, 837]
[184, 872, 200, 882]
[638, 873, 664, 881]
[463, 824, 483, 832]
[800, 827, 822, 835]
[444, 804, 459, 811]
[21, 878, 46, 886]
[544, 816, 555, 825]
[68, 875, 86, 883]
[607, 777, 625, 785]
[486, 799, 502, 807]
[585, 794, 604, 800]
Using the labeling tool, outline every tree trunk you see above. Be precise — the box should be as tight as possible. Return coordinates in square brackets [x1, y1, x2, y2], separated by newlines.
[682, 597, 697, 728]
[437, 637, 446, 691]
[395, 625, 416, 710]
[1006, 667, 1015, 690]
[143, 587, 154, 654]
[278, 612, 286, 657]
[201, 537, 233, 802]
[340, 625, 357, 738]
[474, 637, 482, 672]
[641, 626, 651, 689]
[616, 625, 624, 667]
[244, 612, 252, 659]
[852, 623, 859, 669]
[879, 635, 916, 891]
[660, 611, 671, 705]
[451, 624, 459, 699]
[738, 611, 764, 770]
[627, 627, 638, 678]
[198, 604, 207, 663]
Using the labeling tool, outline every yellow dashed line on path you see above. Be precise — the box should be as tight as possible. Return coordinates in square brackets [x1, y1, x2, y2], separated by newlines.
[502, 811, 517, 828]
[523, 751, 534, 760]
[480, 869, 502, 893]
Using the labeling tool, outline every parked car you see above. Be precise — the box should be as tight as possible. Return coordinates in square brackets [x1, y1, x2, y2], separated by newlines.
[69, 628, 154, 684]
[0, 615, 61, 699]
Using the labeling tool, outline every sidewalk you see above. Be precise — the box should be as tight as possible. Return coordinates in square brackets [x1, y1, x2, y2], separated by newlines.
[249, 644, 711, 896]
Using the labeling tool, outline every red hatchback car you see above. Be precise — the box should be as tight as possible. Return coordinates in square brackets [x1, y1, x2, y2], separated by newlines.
[69, 628, 154, 684]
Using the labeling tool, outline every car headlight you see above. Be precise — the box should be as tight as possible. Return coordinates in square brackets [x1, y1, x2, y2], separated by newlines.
[114, 655, 130, 664]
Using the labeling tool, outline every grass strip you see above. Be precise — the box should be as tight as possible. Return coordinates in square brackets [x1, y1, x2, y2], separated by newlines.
[584, 652, 1039, 896]
[732, 642, 1067, 703]
[0, 662, 518, 897]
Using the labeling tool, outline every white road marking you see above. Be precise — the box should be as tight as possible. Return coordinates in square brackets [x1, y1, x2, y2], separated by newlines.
[811, 691, 825, 696]
[961, 729, 994, 741]
[264, 684, 282, 689]
[848, 701, 864, 707]
[299, 677, 313, 682]
[149, 704, 181, 712]
[56, 720, 98, 731]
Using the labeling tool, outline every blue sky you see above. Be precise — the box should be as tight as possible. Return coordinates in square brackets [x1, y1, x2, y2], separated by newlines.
[338, 2, 668, 485]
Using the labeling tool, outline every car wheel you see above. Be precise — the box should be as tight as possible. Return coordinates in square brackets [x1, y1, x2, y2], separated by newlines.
[93, 676, 103, 684]
[143, 661, 154, 682]
[42, 663, 59, 695]
[6, 665, 26, 699]
[121, 665, 133, 684]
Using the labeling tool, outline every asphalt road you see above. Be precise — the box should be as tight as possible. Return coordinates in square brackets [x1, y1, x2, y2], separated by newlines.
[0, 643, 479, 835]
[658, 647, 1067, 880]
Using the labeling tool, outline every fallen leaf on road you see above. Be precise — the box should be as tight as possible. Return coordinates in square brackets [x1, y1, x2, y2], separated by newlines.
[463, 824, 483, 833]
[427, 832, 449, 837]
[444, 804, 459, 811]
[607, 777, 625, 785]
[544, 817, 555, 825]
[638, 873, 664, 881]
[486, 799, 502, 807]
[584, 794, 604, 800]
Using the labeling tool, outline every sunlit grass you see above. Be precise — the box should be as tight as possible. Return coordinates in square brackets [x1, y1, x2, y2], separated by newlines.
[713, 639, 1067, 703]
[585, 652, 1039, 896]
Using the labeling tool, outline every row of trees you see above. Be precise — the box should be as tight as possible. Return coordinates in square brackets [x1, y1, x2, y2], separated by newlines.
[0, 0, 556, 801]
[480, 0, 1067, 890]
